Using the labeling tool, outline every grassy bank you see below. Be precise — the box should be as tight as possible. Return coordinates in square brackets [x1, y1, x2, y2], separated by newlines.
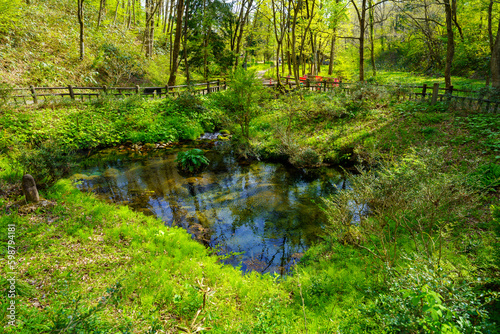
[1, 85, 500, 332]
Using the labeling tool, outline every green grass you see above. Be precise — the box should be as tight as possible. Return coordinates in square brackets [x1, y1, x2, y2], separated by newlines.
[368, 71, 487, 90]
[1, 88, 500, 332]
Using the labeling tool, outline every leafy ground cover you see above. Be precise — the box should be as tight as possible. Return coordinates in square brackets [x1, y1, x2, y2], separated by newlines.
[1, 85, 500, 332]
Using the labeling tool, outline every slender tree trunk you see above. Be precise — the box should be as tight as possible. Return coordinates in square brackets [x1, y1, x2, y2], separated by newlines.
[132, 0, 136, 26]
[359, 19, 365, 82]
[113, 0, 120, 26]
[183, 0, 190, 82]
[369, 0, 376, 77]
[443, 0, 454, 88]
[97, 0, 106, 27]
[328, 31, 336, 76]
[492, 21, 500, 88]
[234, 0, 254, 68]
[291, 0, 300, 85]
[168, 0, 185, 86]
[162, 0, 169, 34]
[78, 0, 85, 60]
[487, 0, 494, 86]
[352, 0, 367, 82]
[126, 0, 131, 29]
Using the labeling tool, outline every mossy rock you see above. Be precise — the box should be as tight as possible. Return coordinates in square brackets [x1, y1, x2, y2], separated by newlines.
[217, 135, 230, 141]
[220, 129, 231, 135]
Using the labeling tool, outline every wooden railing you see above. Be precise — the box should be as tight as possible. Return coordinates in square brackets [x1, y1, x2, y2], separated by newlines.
[2, 80, 226, 105]
[3, 76, 499, 113]
[265, 76, 500, 113]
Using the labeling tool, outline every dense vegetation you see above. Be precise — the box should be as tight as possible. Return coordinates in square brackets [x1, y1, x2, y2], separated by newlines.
[1, 0, 500, 332]
[0, 0, 499, 88]
[1, 74, 500, 331]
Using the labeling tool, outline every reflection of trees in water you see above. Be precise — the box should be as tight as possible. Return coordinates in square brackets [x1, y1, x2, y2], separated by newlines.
[76, 148, 345, 274]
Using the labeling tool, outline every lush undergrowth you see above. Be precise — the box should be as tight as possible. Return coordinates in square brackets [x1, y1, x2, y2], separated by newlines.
[1, 85, 500, 332]
[0, 94, 223, 185]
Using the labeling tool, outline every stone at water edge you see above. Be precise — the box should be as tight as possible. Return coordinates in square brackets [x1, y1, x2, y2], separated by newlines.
[22, 174, 39, 203]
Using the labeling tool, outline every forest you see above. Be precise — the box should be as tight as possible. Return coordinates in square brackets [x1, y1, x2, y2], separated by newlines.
[1, 0, 500, 333]
[0, 0, 499, 87]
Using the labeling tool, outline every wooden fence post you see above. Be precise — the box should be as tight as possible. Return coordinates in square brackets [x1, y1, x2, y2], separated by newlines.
[217, 79, 220, 92]
[165, 85, 169, 96]
[431, 83, 439, 105]
[103, 85, 108, 95]
[421, 84, 427, 100]
[207, 81, 210, 94]
[135, 85, 140, 95]
[30, 85, 38, 104]
[68, 85, 75, 100]
[446, 85, 454, 101]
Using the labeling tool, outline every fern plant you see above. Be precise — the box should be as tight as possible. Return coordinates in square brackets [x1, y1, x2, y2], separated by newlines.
[175, 149, 209, 173]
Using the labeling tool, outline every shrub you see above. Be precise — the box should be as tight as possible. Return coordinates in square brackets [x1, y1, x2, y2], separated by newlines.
[16, 140, 74, 186]
[323, 148, 479, 267]
[289, 147, 322, 167]
[215, 68, 268, 146]
[175, 149, 209, 173]
[359, 257, 498, 333]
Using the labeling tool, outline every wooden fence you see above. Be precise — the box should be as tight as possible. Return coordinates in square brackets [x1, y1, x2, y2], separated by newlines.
[3, 76, 499, 112]
[2, 80, 226, 105]
[264, 77, 500, 113]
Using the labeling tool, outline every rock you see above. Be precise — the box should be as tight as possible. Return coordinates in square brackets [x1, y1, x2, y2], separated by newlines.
[22, 174, 39, 203]
[103, 168, 120, 178]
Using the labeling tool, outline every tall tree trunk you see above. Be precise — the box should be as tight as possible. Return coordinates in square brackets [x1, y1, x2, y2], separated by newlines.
[97, 0, 106, 27]
[145, 0, 155, 58]
[291, 0, 300, 85]
[162, 0, 169, 34]
[352, 0, 367, 82]
[132, 0, 136, 26]
[443, 0, 455, 88]
[126, 0, 131, 29]
[328, 31, 336, 76]
[369, 0, 376, 77]
[168, 0, 185, 86]
[78, 0, 85, 60]
[113, 0, 120, 26]
[492, 21, 500, 88]
[487, 0, 494, 86]
[183, 0, 190, 82]
[234, 0, 254, 68]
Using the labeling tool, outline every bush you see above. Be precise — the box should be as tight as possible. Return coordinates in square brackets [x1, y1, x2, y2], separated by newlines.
[323, 148, 479, 267]
[215, 69, 268, 146]
[359, 257, 498, 333]
[289, 147, 322, 167]
[175, 149, 209, 173]
[16, 140, 74, 186]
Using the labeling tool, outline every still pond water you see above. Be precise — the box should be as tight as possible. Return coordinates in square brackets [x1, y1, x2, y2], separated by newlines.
[72, 141, 346, 274]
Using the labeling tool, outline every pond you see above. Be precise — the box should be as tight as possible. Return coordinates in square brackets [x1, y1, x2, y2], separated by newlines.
[72, 140, 346, 274]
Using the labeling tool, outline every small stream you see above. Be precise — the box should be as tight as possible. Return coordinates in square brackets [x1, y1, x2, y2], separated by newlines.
[72, 140, 347, 274]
